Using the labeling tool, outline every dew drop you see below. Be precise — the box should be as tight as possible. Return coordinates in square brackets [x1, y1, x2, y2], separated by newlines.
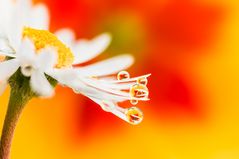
[130, 99, 138, 105]
[130, 84, 149, 99]
[125, 107, 143, 125]
[117, 71, 130, 80]
[137, 77, 148, 85]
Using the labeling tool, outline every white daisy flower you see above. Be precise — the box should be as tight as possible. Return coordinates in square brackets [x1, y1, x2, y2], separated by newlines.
[0, 0, 150, 124]
[0, 1, 151, 159]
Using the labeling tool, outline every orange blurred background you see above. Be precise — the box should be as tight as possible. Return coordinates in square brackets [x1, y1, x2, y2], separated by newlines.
[1, 0, 239, 158]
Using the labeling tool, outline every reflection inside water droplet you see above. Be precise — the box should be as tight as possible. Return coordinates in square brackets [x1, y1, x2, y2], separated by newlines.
[130, 84, 149, 99]
[137, 77, 148, 85]
[125, 107, 143, 125]
[117, 71, 130, 80]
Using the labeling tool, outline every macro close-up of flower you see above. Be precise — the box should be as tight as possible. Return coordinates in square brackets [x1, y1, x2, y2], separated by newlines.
[0, 0, 239, 159]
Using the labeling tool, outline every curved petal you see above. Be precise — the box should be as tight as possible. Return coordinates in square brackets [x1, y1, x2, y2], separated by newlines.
[0, 59, 20, 81]
[17, 38, 36, 65]
[73, 33, 112, 64]
[7, 0, 32, 49]
[55, 29, 75, 46]
[89, 97, 128, 122]
[46, 68, 78, 85]
[0, 0, 14, 33]
[71, 81, 130, 102]
[74, 54, 134, 77]
[28, 4, 49, 30]
[36, 47, 58, 71]
[30, 70, 54, 97]
[0, 37, 16, 56]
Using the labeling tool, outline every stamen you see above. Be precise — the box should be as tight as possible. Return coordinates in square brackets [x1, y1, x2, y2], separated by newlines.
[23, 27, 74, 68]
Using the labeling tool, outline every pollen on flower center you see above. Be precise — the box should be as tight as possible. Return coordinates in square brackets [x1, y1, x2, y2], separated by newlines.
[23, 27, 74, 68]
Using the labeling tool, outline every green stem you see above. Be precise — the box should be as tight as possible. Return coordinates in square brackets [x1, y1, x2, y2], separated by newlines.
[0, 89, 32, 159]
[0, 69, 56, 159]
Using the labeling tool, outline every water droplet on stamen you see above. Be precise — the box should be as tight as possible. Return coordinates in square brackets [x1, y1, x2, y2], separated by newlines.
[117, 71, 130, 80]
[125, 107, 143, 125]
[137, 77, 148, 85]
[130, 99, 138, 105]
[130, 84, 149, 99]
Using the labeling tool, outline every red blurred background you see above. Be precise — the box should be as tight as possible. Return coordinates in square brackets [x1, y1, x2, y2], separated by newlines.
[1, 0, 239, 158]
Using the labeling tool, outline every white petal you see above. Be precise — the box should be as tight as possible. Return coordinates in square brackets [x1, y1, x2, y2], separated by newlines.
[89, 97, 128, 122]
[73, 33, 112, 64]
[0, 0, 13, 33]
[7, 0, 32, 49]
[28, 4, 49, 30]
[17, 38, 36, 65]
[46, 68, 78, 85]
[73, 82, 129, 102]
[87, 78, 133, 90]
[0, 37, 16, 56]
[0, 59, 20, 81]
[36, 47, 58, 71]
[0, 81, 7, 96]
[79, 77, 130, 96]
[55, 29, 75, 46]
[75, 54, 134, 77]
[30, 70, 54, 97]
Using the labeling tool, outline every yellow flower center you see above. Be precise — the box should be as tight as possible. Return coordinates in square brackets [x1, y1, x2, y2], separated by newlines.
[23, 27, 74, 68]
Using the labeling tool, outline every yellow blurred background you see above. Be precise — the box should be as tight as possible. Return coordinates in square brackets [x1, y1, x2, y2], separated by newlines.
[1, 0, 239, 158]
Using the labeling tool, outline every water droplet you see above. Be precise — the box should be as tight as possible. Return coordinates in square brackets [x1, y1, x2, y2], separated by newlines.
[137, 77, 148, 85]
[130, 84, 149, 99]
[125, 107, 143, 125]
[117, 71, 130, 80]
[130, 99, 138, 105]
